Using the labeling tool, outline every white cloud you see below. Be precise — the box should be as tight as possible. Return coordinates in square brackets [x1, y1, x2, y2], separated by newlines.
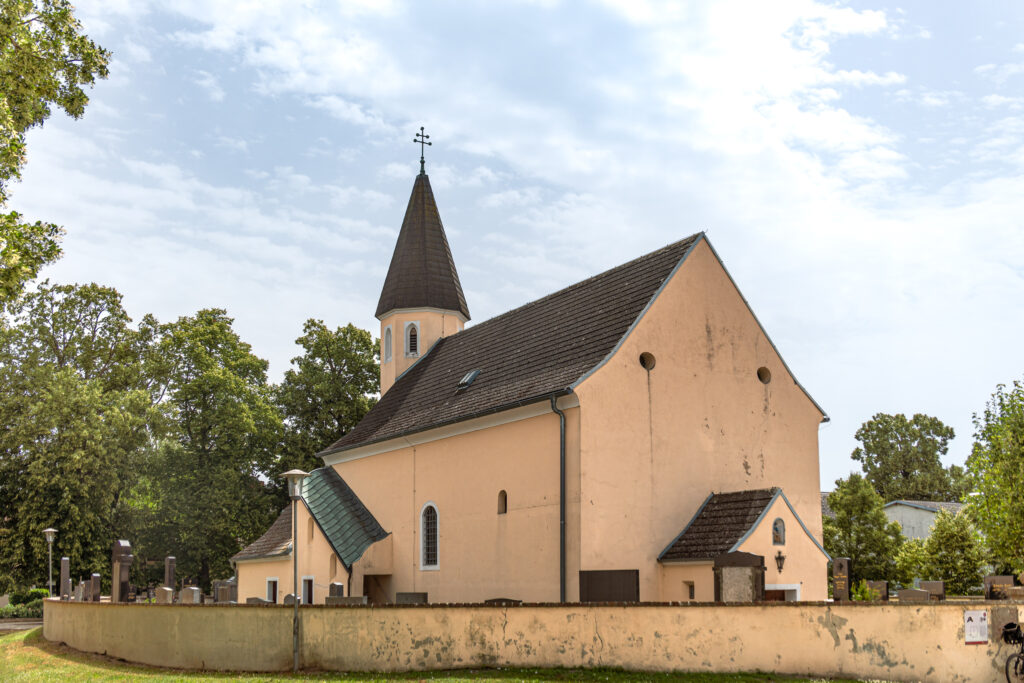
[194, 70, 225, 101]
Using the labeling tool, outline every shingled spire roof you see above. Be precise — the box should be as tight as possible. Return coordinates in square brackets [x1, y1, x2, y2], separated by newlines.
[375, 173, 470, 320]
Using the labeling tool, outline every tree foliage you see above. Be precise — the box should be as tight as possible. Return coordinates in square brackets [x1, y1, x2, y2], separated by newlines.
[823, 473, 904, 583]
[273, 320, 377, 493]
[0, 283, 155, 588]
[0, 0, 110, 304]
[851, 412, 966, 502]
[923, 510, 985, 594]
[134, 309, 281, 589]
[966, 380, 1024, 572]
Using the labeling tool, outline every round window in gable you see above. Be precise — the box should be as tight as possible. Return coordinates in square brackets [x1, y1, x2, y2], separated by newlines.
[757, 367, 771, 384]
[639, 352, 656, 371]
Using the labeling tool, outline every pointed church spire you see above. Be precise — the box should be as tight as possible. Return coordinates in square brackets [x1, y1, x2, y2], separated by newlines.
[375, 171, 471, 320]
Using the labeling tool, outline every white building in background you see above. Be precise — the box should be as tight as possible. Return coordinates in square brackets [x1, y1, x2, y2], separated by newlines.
[883, 500, 964, 540]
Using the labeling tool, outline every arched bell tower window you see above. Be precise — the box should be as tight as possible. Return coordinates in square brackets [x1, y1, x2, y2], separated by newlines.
[772, 518, 785, 545]
[421, 502, 438, 569]
[383, 327, 392, 363]
[405, 321, 420, 357]
[497, 490, 507, 514]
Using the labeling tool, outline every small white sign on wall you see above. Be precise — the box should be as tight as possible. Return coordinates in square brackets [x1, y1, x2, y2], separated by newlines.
[964, 609, 988, 645]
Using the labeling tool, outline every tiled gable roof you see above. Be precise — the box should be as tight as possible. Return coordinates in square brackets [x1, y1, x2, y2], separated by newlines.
[659, 488, 778, 562]
[232, 508, 292, 561]
[232, 468, 387, 566]
[324, 233, 702, 454]
[376, 173, 470, 320]
[302, 467, 388, 569]
[885, 500, 964, 514]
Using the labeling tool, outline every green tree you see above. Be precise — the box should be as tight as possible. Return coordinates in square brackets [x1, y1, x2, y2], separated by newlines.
[851, 413, 966, 502]
[823, 473, 904, 583]
[137, 309, 282, 589]
[894, 537, 927, 588]
[966, 380, 1024, 572]
[0, 283, 156, 588]
[274, 320, 378, 486]
[922, 509, 985, 594]
[0, 1, 110, 303]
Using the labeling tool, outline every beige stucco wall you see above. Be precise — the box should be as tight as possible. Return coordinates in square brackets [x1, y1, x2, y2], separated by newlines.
[44, 599, 1019, 681]
[329, 405, 581, 603]
[236, 503, 346, 603]
[658, 563, 714, 601]
[379, 308, 465, 393]
[574, 239, 825, 600]
[735, 494, 829, 600]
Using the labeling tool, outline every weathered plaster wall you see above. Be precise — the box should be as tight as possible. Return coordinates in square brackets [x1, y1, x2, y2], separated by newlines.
[658, 563, 713, 601]
[574, 239, 826, 600]
[330, 405, 581, 603]
[44, 600, 1019, 681]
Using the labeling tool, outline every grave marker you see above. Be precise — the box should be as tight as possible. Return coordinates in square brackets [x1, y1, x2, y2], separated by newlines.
[986, 575, 1015, 600]
[832, 558, 851, 601]
[865, 580, 888, 601]
[59, 557, 70, 600]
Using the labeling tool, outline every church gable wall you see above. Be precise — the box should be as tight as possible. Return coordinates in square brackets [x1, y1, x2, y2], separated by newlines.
[573, 238, 825, 601]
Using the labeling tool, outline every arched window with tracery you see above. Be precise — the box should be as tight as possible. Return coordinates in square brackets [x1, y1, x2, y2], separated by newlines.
[421, 503, 438, 568]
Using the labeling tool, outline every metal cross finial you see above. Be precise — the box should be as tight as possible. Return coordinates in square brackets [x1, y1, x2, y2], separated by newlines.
[413, 126, 431, 174]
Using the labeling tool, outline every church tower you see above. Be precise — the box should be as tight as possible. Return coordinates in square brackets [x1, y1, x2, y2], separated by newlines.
[376, 140, 470, 394]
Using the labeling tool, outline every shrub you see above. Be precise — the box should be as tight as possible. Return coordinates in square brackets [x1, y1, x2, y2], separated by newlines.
[9, 588, 49, 605]
[0, 599, 43, 619]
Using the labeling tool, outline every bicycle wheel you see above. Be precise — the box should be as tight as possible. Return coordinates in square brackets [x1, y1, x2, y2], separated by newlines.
[1006, 653, 1024, 682]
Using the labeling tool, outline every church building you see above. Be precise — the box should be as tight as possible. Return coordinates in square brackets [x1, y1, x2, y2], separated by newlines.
[233, 159, 830, 604]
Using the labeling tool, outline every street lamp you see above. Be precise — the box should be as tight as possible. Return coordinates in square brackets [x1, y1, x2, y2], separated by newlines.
[282, 469, 308, 673]
[42, 528, 57, 597]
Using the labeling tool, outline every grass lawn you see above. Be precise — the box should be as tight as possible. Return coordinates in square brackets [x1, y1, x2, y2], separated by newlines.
[0, 628, 875, 683]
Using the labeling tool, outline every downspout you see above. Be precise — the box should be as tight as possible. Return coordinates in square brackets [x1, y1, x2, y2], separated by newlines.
[550, 394, 567, 603]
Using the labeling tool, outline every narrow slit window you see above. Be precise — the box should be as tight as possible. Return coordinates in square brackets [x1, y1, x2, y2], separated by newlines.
[498, 490, 507, 514]
[421, 504, 438, 568]
[307, 517, 314, 542]
[383, 327, 392, 362]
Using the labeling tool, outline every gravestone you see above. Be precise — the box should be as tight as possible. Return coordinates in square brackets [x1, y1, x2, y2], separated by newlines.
[897, 588, 930, 602]
[329, 582, 345, 598]
[987, 575, 1016, 600]
[215, 585, 231, 603]
[59, 557, 70, 600]
[155, 587, 174, 604]
[110, 540, 133, 603]
[246, 597, 270, 604]
[832, 557, 852, 602]
[179, 586, 201, 604]
[164, 556, 176, 589]
[396, 592, 428, 604]
[921, 580, 946, 601]
[74, 581, 84, 602]
[283, 593, 297, 605]
[326, 595, 368, 606]
[713, 552, 766, 602]
[866, 580, 889, 601]
[90, 573, 101, 602]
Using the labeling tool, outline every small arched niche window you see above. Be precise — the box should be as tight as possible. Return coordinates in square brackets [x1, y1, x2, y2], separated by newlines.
[497, 490, 507, 515]
[406, 322, 419, 357]
[772, 518, 786, 545]
[383, 327, 392, 363]
[421, 503, 438, 568]
[307, 517, 314, 542]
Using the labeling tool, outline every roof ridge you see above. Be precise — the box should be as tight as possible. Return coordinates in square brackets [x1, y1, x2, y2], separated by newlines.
[432, 232, 704, 345]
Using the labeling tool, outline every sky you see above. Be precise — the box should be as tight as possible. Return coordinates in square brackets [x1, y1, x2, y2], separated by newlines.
[11, 0, 1024, 490]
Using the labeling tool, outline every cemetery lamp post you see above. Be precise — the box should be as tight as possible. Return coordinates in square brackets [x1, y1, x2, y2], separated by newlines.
[43, 528, 57, 597]
[282, 469, 309, 673]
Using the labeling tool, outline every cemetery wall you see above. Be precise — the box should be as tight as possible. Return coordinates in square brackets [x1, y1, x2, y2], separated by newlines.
[43, 599, 1018, 681]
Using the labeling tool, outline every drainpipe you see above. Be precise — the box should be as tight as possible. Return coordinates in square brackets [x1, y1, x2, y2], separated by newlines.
[550, 394, 567, 603]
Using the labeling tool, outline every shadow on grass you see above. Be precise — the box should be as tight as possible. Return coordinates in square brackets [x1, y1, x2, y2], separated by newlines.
[2, 629, 866, 683]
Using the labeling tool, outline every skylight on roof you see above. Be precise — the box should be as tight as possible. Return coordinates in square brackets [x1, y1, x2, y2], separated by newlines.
[457, 369, 481, 390]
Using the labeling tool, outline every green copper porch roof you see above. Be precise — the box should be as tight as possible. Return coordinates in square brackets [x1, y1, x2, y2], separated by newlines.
[301, 467, 389, 570]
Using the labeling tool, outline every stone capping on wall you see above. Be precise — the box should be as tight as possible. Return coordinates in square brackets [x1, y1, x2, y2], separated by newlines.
[44, 598, 1004, 608]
